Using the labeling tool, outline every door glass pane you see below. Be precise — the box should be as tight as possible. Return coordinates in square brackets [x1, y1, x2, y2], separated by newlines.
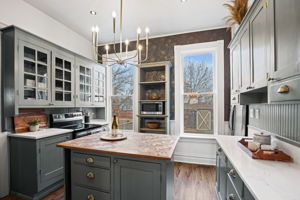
[55, 80, 63, 90]
[24, 74, 36, 87]
[86, 68, 91, 75]
[37, 77, 47, 89]
[80, 84, 85, 93]
[24, 60, 36, 74]
[37, 51, 47, 64]
[56, 58, 63, 68]
[24, 88, 36, 99]
[24, 47, 35, 60]
[64, 82, 71, 91]
[80, 75, 85, 83]
[56, 69, 63, 79]
[37, 64, 47, 76]
[112, 64, 134, 95]
[55, 91, 63, 101]
[86, 76, 91, 85]
[64, 71, 71, 81]
[111, 96, 133, 130]
[80, 66, 85, 74]
[65, 93, 71, 101]
[85, 85, 91, 93]
[37, 90, 48, 100]
[64, 61, 71, 71]
[80, 93, 85, 101]
[184, 54, 213, 93]
[85, 94, 91, 102]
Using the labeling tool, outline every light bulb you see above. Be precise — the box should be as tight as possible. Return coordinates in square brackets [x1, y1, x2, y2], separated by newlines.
[138, 45, 143, 51]
[145, 27, 150, 33]
[112, 11, 117, 18]
[92, 26, 99, 32]
[105, 44, 109, 51]
[137, 27, 142, 34]
[125, 39, 129, 45]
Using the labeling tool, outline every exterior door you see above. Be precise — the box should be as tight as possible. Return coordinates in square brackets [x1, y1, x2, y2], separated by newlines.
[93, 65, 106, 107]
[249, 0, 269, 89]
[113, 158, 161, 200]
[52, 50, 75, 106]
[269, 0, 300, 80]
[19, 40, 51, 106]
[75, 58, 93, 107]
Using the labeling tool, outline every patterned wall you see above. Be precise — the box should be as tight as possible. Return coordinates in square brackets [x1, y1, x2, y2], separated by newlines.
[249, 104, 300, 145]
[99, 28, 231, 120]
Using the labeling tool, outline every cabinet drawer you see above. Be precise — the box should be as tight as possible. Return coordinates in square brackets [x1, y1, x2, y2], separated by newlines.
[269, 76, 300, 103]
[72, 163, 110, 192]
[226, 174, 241, 200]
[72, 185, 110, 200]
[227, 162, 243, 198]
[231, 94, 239, 105]
[72, 152, 110, 168]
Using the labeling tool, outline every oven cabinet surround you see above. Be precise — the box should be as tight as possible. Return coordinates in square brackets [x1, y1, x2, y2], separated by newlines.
[229, 0, 300, 104]
[1, 26, 106, 111]
[9, 132, 72, 200]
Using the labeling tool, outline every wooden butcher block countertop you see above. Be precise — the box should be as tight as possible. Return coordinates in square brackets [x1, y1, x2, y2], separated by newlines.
[57, 132, 179, 161]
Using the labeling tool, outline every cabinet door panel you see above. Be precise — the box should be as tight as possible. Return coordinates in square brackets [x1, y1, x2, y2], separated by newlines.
[250, 2, 269, 88]
[39, 134, 71, 189]
[93, 65, 106, 107]
[113, 159, 161, 200]
[271, 0, 300, 80]
[240, 24, 251, 91]
[231, 43, 241, 94]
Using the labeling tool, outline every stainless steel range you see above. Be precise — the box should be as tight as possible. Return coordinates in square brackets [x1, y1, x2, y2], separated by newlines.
[50, 112, 106, 138]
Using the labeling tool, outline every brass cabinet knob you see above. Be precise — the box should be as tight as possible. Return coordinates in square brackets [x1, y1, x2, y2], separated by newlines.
[113, 159, 118, 164]
[246, 86, 254, 90]
[228, 169, 237, 178]
[86, 172, 95, 179]
[87, 194, 95, 200]
[228, 194, 236, 200]
[86, 157, 94, 164]
[277, 85, 290, 94]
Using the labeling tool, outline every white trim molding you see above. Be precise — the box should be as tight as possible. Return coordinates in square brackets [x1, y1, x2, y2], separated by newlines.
[174, 40, 225, 136]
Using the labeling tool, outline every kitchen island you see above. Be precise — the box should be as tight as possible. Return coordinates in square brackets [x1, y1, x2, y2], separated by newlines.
[57, 132, 179, 200]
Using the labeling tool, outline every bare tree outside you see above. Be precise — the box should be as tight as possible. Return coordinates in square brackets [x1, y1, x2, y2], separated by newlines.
[112, 64, 134, 96]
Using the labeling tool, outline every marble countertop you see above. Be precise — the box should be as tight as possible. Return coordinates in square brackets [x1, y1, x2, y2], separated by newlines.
[57, 132, 179, 160]
[7, 128, 73, 139]
[216, 135, 300, 200]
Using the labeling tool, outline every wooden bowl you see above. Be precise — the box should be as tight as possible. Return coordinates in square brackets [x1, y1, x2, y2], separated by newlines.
[146, 122, 161, 129]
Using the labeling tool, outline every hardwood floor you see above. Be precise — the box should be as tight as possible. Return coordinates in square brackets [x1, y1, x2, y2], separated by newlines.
[1, 163, 217, 200]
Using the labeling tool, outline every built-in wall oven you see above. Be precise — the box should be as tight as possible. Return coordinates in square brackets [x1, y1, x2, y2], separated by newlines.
[140, 101, 164, 115]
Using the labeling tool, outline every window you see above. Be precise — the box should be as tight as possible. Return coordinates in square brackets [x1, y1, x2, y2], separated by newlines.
[106, 51, 138, 130]
[175, 41, 224, 136]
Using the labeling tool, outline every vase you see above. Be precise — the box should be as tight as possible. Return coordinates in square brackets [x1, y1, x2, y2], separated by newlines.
[29, 124, 40, 132]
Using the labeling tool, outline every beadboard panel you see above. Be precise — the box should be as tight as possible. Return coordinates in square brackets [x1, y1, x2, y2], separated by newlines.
[249, 104, 300, 144]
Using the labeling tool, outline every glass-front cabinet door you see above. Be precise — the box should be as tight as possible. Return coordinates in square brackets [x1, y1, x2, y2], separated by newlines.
[19, 40, 51, 106]
[52, 51, 75, 106]
[76, 58, 93, 106]
[93, 65, 106, 107]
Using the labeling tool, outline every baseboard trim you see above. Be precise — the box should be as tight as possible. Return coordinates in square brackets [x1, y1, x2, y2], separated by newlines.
[173, 154, 216, 166]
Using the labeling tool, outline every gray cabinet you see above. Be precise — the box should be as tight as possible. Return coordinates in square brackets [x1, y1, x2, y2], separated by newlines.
[52, 50, 75, 106]
[239, 23, 251, 92]
[93, 65, 106, 107]
[269, 0, 300, 81]
[249, 0, 269, 90]
[231, 41, 241, 95]
[9, 133, 72, 199]
[113, 158, 161, 200]
[19, 40, 52, 106]
[216, 145, 227, 200]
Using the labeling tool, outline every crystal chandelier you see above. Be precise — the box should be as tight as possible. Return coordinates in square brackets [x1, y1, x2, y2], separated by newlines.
[91, 0, 149, 66]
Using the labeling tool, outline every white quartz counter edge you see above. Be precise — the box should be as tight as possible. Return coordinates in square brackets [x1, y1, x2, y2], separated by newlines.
[7, 128, 73, 139]
[216, 136, 300, 200]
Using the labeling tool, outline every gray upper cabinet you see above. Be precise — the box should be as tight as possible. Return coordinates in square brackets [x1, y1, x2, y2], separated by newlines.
[249, 0, 269, 90]
[269, 0, 300, 81]
[239, 23, 251, 92]
[231, 41, 241, 94]
[93, 65, 106, 107]
[52, 50, 75, 106]
[19, 40, 52, 106]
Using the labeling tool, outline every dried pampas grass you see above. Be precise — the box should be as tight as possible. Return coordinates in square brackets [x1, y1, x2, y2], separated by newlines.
[224, 0, 248, 27]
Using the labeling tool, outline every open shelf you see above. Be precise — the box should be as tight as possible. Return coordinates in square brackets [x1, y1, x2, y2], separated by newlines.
[140, 128, 166, 132]
[137, 114, 168, 118]
[139, 100, 166, 102]
[139, 81, 166, 84]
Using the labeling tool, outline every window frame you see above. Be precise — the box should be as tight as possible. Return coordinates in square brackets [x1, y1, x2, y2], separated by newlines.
[105, 51, 138, 131]
[174, 41, 225, 137]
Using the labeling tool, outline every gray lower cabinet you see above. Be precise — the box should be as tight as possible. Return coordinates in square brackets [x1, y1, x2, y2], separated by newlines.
[216, 145, 255, 200]
[10, 133, 72, 199]
[69, 151, 173, 200]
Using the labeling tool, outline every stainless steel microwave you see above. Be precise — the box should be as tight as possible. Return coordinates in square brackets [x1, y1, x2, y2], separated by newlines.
[140, 102, 163, 115]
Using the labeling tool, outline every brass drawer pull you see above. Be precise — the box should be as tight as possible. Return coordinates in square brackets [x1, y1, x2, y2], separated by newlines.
[86, 157, 94, 164]
[86, 172, 95, 179]
[87, 194, 95, 200]
[277, 85, 289, 94]
[229, 169, 237, 178]
[228, 194, 236, 200]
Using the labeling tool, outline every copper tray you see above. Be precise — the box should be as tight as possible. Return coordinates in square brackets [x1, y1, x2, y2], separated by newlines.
[238, 138, 292, 162]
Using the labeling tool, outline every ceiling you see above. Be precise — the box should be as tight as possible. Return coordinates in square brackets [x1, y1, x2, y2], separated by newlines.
[23, 0, 229, 44]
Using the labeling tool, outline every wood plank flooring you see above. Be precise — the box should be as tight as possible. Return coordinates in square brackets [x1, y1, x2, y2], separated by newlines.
[1, 162, 217, 200]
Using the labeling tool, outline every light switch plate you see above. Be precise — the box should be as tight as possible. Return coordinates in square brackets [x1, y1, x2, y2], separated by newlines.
[250, 108, 255, 118]
[255, 109, 260, 119]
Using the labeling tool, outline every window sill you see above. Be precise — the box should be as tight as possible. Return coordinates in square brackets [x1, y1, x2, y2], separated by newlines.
[179, 133, 216, 140]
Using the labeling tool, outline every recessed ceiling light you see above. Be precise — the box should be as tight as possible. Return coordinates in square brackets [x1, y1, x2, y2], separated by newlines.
[180, 0, 187, 2]
[90, 10, 97, 15]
